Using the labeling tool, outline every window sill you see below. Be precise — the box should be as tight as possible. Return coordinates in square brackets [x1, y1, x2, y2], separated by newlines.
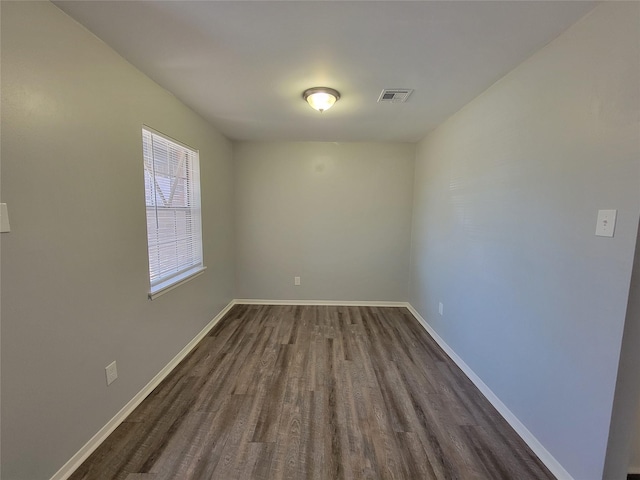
[148, 266, 207, 300]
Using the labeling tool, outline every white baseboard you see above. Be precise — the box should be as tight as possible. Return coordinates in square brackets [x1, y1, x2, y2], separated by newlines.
[235, 298, 409, 307]
[49, 300, 236, 480]
[405, 304, 574, 480]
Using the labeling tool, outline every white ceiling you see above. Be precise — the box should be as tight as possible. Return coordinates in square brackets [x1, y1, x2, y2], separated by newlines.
[54, 1, 596, 143]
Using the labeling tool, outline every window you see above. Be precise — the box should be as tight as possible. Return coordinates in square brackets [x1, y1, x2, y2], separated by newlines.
[142, 127, 205, 299]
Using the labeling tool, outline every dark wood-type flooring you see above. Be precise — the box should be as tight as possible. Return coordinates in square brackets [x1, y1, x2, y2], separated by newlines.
[69, 305, 556, 480]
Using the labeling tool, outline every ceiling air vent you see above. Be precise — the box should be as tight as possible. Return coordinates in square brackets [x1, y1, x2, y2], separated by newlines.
[377, 89, 413, 103]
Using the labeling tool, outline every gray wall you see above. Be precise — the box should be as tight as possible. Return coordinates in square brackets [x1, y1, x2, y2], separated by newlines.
[234, 142, 415, 302]
[408, 3, 640, 480]
[603, 220, 640, 479]
[1, 2, 235, 479]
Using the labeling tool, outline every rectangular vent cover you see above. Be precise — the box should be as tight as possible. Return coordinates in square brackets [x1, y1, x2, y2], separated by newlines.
[378, 89, 413, 103]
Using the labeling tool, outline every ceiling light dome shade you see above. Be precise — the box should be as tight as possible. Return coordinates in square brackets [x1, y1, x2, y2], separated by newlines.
[303, 87, 340, 112]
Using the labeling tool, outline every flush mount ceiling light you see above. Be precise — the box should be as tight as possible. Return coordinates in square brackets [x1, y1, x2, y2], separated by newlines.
[302, 87, 340, 113]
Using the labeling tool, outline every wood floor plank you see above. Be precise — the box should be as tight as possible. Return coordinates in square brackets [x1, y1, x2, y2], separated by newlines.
[396, 431, 439, 480]
[252, 344, 293, 444]
[268, 374, 304, 480]
[345, 358, 382, 479]
[149, 395, 243, 479]
[69, 305, 556, 480]
[209, 392, 262, 480]
[244, 442, 276, 480]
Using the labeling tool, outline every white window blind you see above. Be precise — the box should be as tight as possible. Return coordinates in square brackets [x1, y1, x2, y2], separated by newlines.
[142, 127, 204, 298]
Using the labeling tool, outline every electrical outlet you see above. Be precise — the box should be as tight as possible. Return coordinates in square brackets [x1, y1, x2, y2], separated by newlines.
[105, 361, 118, 386]
[595, 209, 616, 237]
[294, 276, 301, 286]
[438, 302, 444, 316]
[0, 203, 10, 233]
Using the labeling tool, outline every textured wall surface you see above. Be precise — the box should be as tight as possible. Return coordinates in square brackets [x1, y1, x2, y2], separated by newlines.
[603, 221, 640, 479]
[1, 2, 235, 478]
[234, 142, 415, 302]
[409, 3, 640, 479]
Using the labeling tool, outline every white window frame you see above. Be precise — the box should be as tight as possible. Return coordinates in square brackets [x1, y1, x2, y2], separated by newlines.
[142, 126, 205, 299]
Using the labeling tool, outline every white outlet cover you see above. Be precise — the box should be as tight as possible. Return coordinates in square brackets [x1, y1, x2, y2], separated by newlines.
[0, 203, 10, 233]
[595, 209, 616, 237]
[105, 361, 118, 386]
[294, 276, 301, 286]
[438, 302, 444, 316]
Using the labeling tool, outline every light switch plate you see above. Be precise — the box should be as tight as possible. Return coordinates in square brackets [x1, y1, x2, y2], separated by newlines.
[0, 203, 10, 233]
[595, 209, 616, 237]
